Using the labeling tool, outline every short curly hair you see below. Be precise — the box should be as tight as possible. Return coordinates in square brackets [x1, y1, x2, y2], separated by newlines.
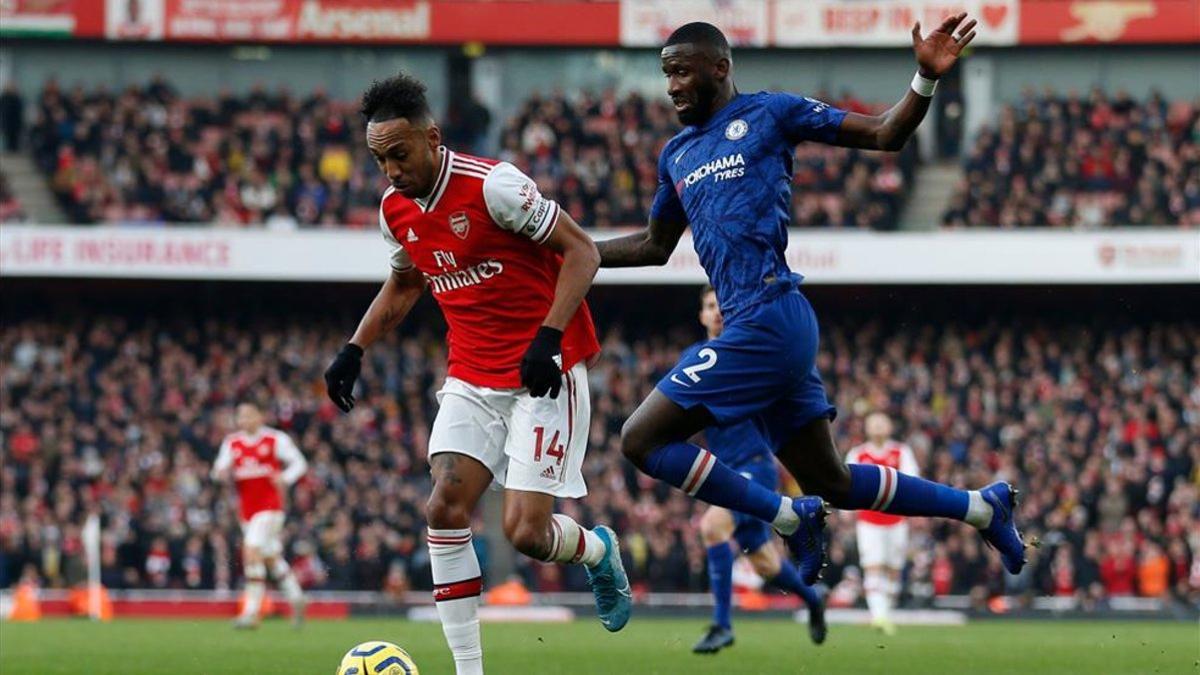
[360, 72, 431, 124]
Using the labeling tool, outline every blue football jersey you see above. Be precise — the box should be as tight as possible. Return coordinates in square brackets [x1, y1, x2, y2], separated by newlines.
[650, 92, 847, 321]
[680, 340, 774, 468]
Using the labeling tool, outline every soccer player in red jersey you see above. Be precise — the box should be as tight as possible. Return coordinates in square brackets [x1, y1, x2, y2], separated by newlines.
[323, 74, 630, 675]
[211, 402, 309, 628]
[845, 413, 919, 635]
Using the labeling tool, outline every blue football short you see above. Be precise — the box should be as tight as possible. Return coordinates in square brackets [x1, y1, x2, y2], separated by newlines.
[658, 289, 837, 448]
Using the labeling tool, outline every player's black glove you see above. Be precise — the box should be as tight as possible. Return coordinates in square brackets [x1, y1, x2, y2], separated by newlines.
[520, 326, 564, 398]
[324, 343, 363, 412]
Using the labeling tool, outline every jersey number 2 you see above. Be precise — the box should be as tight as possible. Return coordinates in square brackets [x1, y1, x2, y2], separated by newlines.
[682, 348, 718, 383]
[533, 426, 565, 465]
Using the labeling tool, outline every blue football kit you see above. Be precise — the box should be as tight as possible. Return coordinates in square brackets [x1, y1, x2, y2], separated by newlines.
[653, 92, 846, 443]
[640, 90, 1023, 590]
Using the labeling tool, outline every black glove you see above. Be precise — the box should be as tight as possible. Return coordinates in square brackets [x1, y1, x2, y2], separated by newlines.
[520, 326, 564, 398]
[324, 343, 363, 412]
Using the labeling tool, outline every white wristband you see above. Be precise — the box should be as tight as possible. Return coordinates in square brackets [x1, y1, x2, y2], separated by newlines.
[911, 71, 938, 97]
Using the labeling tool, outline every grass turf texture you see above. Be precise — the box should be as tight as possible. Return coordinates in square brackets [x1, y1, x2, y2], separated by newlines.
[1, 618, 1195, 674]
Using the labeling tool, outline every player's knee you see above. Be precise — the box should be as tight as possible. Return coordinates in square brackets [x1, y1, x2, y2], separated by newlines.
[748, 548, 780, 579]
[504, 517, 551, 560]
[699, 508, 734, 546]
[800, 463, 852, 503]
[425, 494, 472, 530]
[618, 418, 654, 465]
[243, 547, 263, 565]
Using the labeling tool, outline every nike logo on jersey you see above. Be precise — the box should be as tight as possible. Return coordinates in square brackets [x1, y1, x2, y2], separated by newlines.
[683, 153, 746, 187]
[674, 149, 687, 164]
[669, 373, 692, 387]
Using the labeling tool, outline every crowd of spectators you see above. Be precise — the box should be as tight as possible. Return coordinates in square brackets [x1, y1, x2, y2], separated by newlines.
[15, 76, 1200, 231]
[27, 77, 397, 228]
[24, 77, 914, 230]
[2, 299, 1196, 611]
[943, 88, 1200, 228]
[500, 89, 916, 231]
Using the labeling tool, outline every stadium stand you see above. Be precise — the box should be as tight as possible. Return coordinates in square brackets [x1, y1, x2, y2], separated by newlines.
[942, 88, 1200, 228]
[24, 79, 915, 230]
[2, 299, 1196, 609]
[0, 172, 28, 223]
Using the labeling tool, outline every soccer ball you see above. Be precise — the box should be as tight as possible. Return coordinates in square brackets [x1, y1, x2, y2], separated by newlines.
[336, 641, 419, 675]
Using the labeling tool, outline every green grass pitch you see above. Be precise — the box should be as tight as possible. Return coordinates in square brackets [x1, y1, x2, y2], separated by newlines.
[1, 618, 1195, 674]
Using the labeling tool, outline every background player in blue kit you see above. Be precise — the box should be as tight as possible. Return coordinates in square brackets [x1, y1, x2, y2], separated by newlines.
[595, 18, 1027, 586]
[688, 286, 827, 654]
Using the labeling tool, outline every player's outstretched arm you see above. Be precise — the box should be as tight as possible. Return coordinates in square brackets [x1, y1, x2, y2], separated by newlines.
[833, 12, 976, 151]
[324, 267, 425, 412]
[349, 266, 425, 350]
[595, 216, 688, 268]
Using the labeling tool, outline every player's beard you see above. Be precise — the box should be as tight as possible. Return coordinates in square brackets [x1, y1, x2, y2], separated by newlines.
[677, 78, 719, 126]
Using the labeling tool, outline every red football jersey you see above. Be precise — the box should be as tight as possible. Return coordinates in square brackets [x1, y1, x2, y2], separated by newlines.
[845, 440, 919, 526]
[378, 148, 599, 389]
[213, 427, 307, 522]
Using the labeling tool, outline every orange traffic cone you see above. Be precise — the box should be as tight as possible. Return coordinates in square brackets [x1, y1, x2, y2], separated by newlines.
[237, 592, 276, 617]
[68, 583, 113, 619]
[9, 582, 42, 621]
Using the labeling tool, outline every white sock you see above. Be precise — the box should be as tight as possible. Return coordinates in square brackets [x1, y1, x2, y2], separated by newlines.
[772, 496, 800, 535]
[241, 562, 267, 619]
[429, 528, 484, 675]
[887, 576, 901, 617]
[965, 491, 994, 529]
[272, 559, 304, 603]
[864, 571, 888, 622]
[546, 514, 607, 567]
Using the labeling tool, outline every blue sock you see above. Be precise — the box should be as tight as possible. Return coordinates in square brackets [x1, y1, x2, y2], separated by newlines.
[706, 543, 734, 629]
[841, 463, 969, 520]
[642, 442, 783, 524]
[765, 559, 823, 608]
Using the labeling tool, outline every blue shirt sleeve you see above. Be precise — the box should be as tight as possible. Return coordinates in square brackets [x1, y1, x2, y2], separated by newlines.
[649, 142, 688, 224]
[769, 92, 848, 145]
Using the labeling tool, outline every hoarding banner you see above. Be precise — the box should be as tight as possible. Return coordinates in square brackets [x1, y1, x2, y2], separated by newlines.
[3, 226, 1196, 285]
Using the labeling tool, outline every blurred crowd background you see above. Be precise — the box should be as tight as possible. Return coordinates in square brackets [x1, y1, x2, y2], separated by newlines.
[2, 290, 1196, 611]
[4, 77, 1195, 231]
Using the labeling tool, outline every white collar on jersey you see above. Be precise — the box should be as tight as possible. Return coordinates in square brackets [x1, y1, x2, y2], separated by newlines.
[413, 146, 452, 213]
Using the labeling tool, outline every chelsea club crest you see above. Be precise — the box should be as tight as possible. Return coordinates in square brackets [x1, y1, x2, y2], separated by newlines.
[725, 119, 748, 140]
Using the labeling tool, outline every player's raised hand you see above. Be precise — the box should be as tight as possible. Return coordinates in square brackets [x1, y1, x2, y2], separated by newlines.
[324, 343, 363, 412]
[521, 326, 564, 398]
[912, 12, 977, 79]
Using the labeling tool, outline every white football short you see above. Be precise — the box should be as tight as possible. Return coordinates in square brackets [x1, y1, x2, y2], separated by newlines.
[856, 521, 910, 570]
[242, 510, 286, 558]
[428, 362, 590, 498]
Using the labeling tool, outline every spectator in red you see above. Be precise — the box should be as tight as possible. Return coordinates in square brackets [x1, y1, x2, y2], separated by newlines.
[1100, 538, 1137, 597]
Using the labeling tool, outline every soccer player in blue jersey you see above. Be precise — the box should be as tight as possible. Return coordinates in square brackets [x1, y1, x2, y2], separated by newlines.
[595, 16, 1027, 587]
[688, 286, 826, 654]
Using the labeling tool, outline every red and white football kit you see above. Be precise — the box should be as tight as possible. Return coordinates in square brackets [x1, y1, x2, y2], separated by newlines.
[379, 148, 600, 497]
[845, 440, 919, 570]
[212, 426, 307, 556]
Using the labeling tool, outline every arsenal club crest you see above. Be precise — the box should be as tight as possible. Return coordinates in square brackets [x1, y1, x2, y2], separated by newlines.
[449, 211, 470, 239]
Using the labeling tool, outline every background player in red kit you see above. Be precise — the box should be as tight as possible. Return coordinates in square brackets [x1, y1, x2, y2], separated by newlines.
[211, 402, 309, 628]
[323, 73, 630, 675]
[845, 412, 919, 635]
